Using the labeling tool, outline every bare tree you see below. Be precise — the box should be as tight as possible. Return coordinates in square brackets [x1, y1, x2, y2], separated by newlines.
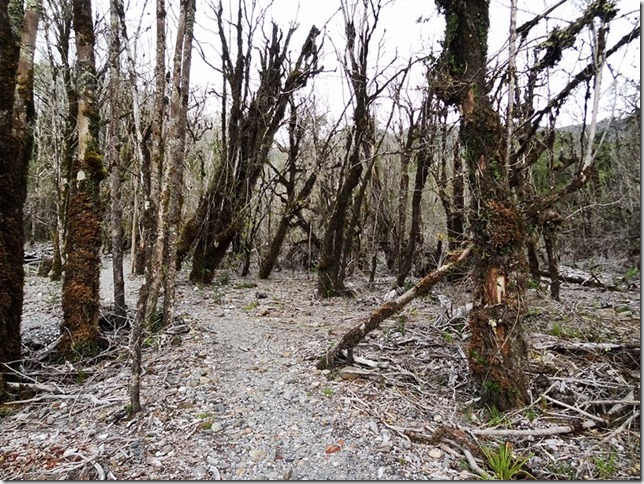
[107, 0, 127, 324]
[177, 0, 321, 283]
[317, 0, 381, 297]
[130, 0, 195, 414]
[434, 0, 634, 410]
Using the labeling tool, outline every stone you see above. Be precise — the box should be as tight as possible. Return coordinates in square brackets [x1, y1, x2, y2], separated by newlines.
[376, 443, 392, 453]
[192, 465, 207, 477]
[249, 449, 267, 461]
[214, 403, 226, 413]
[428, 448, 442, 459]
[368, 421, 378, 434]
[211, 422, 224, 433]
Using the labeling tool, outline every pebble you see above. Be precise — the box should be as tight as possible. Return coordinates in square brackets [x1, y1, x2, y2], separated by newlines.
[192, 465, 207, 477]
[428, 448, 442, 459]
[249, 449, 267, 461]
[368, 421, 378, 434]
[215, 403, 226, 413]
[211, 422, 224, 433]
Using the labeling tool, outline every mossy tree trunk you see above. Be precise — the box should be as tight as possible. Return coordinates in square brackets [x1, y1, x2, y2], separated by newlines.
[435, 0, 529, 410]
[0, 0, 25, 395]
[60, 0, 105, 358]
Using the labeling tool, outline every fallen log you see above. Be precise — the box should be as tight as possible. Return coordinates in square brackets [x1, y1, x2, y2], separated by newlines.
[316, 245, 473, 369]
[531, 336, 640, 356]
[537, 269, 620, 291]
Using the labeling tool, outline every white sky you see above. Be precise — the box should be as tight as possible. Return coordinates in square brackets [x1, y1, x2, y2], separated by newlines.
[37, 0, 640, 128]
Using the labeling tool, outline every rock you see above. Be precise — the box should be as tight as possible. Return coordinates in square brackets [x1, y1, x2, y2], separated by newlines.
[428, 448, 442, 459]
[211, 422, 223, 433]
[376, 443, 393, 453]
[256, 292, 268, 299]
[368, 421, 378, 434]
[339, 366, 371, 380]
[192, 465, 207, 477]
[321, 369, 331, 376]
[311, 381, 321, 389]
[249, 449, 267, 461]
[214, 403, 226, 413]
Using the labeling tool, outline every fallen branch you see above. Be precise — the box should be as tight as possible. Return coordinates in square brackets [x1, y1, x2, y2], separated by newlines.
[316, 245, 473, 369]
[471, 419, 597, 437]
[531, 337, 640, 356]
[538, 269, 620, 291]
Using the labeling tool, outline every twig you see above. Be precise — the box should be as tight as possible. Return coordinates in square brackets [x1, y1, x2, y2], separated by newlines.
[442, 437, 490, 479]
[599, 410, 640, 444]
[542, 395, 606, 423]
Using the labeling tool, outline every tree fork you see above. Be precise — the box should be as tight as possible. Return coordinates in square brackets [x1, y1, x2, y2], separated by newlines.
[317, 245, 472, 369]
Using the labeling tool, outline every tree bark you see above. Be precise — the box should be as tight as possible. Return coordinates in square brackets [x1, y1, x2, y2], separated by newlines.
[0, 0, 25, 395]
[60, 0, 105, 357]
[108, 0, 127, 324]
[162, 0, 195, 326]
[396, 100, 432, 287]
[436, 0, 529, 410]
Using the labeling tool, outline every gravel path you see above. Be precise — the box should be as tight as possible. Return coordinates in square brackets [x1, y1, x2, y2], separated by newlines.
[8, 258, 461, 480]
[8, 255, 639, 480]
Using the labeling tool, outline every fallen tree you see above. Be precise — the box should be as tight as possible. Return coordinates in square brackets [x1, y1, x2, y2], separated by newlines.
[316, 245, 472, 369]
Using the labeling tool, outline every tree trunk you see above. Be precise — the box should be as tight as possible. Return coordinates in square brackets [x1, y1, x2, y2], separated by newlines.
[0, 0, 26, 395]
[396, 105, 431, 287]
[436, 0, 529, 410]
[317, 154, 363, 296]
[162, 0, 195, 326]
[108, 0, 127, 324]
[49, 11, 77, 282]
[259, 215, 290, 279]
[60, 0, 105, 357]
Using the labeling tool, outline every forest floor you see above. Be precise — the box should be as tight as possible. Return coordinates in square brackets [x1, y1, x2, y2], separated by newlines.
[1, 250, 640, 480]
